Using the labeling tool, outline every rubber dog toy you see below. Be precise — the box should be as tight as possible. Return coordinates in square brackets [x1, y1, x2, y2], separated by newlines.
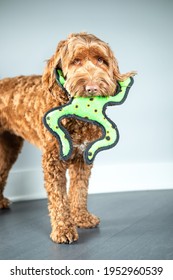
[43, 69, 134, 164]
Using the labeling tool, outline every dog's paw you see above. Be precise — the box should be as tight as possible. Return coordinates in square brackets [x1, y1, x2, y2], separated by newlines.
[72, 211, 100, 228]
[50, 221, 79, 244]
[0, 197, 11, 209]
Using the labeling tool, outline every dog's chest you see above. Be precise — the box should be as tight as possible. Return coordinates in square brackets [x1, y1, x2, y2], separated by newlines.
[63, 118, 102, 146]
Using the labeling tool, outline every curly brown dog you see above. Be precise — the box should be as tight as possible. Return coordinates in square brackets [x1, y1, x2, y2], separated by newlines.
[0, 32, 135, 243]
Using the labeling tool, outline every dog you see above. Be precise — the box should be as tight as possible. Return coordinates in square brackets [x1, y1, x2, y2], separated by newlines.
[0, 32, 135, 243]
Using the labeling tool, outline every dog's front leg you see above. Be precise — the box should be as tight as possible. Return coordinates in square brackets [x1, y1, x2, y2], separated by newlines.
[42, 148, 78, 243]
[68, 157, 100, 228]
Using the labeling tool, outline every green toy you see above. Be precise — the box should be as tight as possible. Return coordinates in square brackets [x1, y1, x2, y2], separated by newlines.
[43, 69, 134, 164]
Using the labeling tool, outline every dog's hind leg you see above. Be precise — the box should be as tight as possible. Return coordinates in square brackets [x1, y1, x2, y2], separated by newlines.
[68, 157, 100, 228]
[0, 132, 23, 209]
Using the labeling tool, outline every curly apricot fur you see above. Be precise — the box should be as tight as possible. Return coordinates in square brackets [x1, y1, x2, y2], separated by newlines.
[0, 32, 135, 243]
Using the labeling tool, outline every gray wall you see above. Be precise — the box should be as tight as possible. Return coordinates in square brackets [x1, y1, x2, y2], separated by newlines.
[0, 0, 173, 198]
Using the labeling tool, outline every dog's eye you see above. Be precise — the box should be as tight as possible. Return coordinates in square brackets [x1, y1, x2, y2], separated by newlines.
[97, 57, 109, 66]
[73, 59, 81, 65]
[97, 57, 104, 64]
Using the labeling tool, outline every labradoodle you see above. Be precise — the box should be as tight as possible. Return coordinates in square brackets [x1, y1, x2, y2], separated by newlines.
[0, 32, 135, 243]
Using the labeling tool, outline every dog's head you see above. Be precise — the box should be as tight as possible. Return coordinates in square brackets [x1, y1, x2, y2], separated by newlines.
[43, 32, 135, 98]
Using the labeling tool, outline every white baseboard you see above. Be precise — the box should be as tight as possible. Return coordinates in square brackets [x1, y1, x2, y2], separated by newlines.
[4, 162, 173, 202]
[90, 162, 173, 193]
[5, 168, 45, 202]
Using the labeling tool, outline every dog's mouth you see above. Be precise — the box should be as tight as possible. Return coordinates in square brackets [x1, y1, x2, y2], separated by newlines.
[65, 78, 116, 97]
[54, 67, 116, 98]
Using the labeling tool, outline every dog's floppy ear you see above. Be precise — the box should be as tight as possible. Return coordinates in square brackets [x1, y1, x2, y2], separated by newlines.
[110, 51, 136, 82]
[42, 40, 67, 92]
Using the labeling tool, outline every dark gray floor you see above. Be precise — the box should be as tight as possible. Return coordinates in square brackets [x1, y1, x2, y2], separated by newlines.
[0, 189, 173, 260]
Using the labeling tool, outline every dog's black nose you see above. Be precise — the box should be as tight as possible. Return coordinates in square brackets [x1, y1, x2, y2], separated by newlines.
[85, 84, 99, 94]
